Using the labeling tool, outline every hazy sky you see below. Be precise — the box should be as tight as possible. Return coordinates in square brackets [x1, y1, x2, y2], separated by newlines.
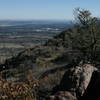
[0, 0, 100, 20]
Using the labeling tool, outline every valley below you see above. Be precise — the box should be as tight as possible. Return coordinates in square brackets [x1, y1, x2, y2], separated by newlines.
[0, 20, 70, 63]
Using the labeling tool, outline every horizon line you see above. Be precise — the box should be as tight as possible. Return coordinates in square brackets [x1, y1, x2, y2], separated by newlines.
[0, 18, 73, 21]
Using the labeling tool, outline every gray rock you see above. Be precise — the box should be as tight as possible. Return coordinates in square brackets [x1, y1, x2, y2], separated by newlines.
[79, 71, 100, 100]
[59, 64, 97, 97]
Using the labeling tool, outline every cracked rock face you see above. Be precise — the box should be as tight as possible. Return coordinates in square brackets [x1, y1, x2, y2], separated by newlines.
[79, 70, 100, 100]
[48, 64, 98, 100]
[59, 64, 97, 97]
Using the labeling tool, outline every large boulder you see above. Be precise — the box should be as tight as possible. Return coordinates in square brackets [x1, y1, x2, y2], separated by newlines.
[59, 64, 97, 97]
[79, 70, 100, 100]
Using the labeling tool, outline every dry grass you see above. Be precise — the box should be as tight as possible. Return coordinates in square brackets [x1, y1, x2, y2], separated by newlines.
[0, 80, 34, 100]
[0, 71, 40, 100]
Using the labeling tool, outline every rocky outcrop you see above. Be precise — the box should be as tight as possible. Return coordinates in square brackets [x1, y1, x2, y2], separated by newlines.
[59, 64, 97, 97]
[79, 71, 100, 100]
[50, 64, 98, 100]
